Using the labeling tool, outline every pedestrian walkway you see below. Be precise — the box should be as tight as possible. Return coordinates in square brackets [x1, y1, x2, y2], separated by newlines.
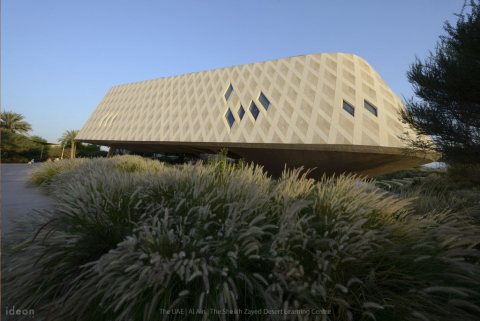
[1, 164, 53, 235]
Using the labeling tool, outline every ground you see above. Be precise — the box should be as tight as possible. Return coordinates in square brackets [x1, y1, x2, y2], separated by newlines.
[1, 164, 52, 235]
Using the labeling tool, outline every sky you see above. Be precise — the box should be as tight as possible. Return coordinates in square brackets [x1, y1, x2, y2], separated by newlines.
[1, 0, 464, 143]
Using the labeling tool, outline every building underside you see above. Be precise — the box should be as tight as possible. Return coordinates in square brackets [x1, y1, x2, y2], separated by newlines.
[79, 139, 436, 177]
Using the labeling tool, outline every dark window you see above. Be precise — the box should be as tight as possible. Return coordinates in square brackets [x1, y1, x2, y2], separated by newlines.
[225, 109, 235, 128]
[238, 105, 245, 120]
[225, 84, 234, 101]
[342, 100, 355, 117]
[258, 92, 270, 110]
[364, 100, 378, 116]
[250, 102, 260, 120]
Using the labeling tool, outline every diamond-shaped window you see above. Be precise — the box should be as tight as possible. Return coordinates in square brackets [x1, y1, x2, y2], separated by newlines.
[250, 102, 260, 120]
[225, 84, 234, 101]
[259, 92, 270, 110]
[238, 105, 245, 120]
[225, 109, 235, 128]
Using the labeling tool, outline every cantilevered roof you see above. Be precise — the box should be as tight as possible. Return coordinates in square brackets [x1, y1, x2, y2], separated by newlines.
[77, 53, 436, 176]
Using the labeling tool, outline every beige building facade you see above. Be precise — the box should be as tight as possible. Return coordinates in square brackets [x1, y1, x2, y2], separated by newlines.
[77, 53, 436, 176]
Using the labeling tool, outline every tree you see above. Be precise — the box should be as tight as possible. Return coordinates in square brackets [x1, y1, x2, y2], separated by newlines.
[1, 130, 47, 162]
[30, 135, 50, 160]
[59, 130, 79, 159]
[401, 1, 480, 164]
[76, 143, 108, 158]
[0, 111, 32, 134]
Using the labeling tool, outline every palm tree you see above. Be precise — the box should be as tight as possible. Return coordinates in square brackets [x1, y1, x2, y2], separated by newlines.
[0, 111, 32, 134]
[59, 130, 79, 159]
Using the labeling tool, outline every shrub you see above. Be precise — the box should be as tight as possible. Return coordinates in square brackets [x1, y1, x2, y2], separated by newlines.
[1, 129, 49, 162]
[27, 158, 87, 187]
[110, 155, 165, 173]
[448, 163, 480, 184]
[4, 156, 480, 321]
[376, 169, 480, 223]
[28, 156, 165, 191]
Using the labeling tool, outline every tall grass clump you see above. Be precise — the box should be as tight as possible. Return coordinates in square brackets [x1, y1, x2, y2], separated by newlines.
[27, 158, 87, 188]
[28, 155, 165, 192]
[376, 169, 480, 222]
[3, 156, 480, 320]
[110, 154, 165, 173]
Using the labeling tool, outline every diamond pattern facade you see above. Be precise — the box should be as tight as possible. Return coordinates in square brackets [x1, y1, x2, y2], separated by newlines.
[77, 53, 435, 176]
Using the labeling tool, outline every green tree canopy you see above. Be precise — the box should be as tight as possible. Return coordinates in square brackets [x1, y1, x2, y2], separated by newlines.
[30, 135, 48, 144]
[1, 129, 48, 162]
[402, 1, 480, 164]
[59, 130, 79, 159]
[0, 111, 32, 134]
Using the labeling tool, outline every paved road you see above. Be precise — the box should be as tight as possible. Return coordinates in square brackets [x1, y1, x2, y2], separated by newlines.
[1, 164, 53, 235]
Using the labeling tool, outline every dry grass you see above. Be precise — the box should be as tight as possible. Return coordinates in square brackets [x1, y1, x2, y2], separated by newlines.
[3, 156, 479, 321]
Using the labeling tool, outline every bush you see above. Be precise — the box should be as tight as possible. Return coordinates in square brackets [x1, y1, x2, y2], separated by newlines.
[27, 156, 165, 190]
[3, 156, 480, 321]
[376, 168, 480, 223]
[27, 159, 87, 188]
[1, 129, 49, 162]
[448, 163, 480, 184]
[110, 155, 165, 173]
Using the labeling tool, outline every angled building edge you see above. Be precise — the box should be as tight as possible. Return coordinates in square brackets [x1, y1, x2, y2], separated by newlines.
[77, 53, 438, 177]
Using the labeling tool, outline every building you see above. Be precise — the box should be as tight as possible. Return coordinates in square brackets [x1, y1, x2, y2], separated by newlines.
[77, 53, 436, 176]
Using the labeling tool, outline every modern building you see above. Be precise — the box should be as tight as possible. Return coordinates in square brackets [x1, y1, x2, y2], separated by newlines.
[77, 53, 436, 176]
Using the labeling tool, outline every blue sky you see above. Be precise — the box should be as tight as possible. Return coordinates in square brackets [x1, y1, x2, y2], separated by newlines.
[1, 0, 463, 142]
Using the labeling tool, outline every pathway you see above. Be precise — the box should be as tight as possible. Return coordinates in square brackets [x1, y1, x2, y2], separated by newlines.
[1, 164, 53, 236]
